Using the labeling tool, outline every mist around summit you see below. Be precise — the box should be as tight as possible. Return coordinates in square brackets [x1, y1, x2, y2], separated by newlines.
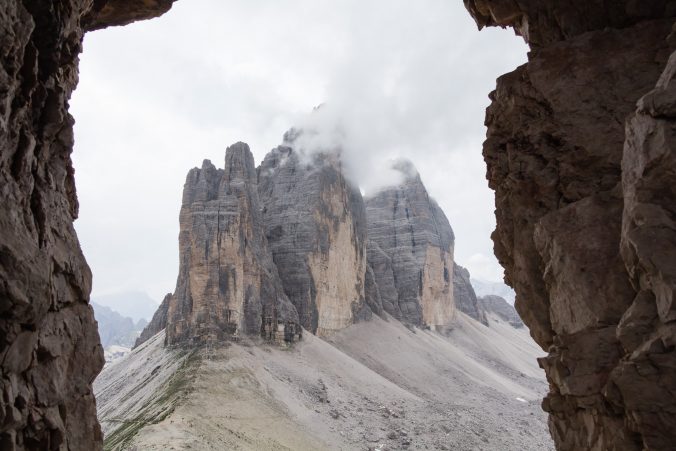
[72, 0, 528, 303]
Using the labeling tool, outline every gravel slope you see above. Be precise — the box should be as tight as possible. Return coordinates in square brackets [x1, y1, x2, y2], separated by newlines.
[95, 313, 553, 450]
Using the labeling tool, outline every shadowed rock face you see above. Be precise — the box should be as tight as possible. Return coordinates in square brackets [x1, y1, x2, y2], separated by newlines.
[478, 295, 522, 328]
[258, 145, 368, 336]
[453, 264, 488, 326]
[466, 1, 676, 448]
[163, 143, 299, 346]
[0, 1, 174, 448]
[134, 293, 171, 348]
[365, 161, 456, 328]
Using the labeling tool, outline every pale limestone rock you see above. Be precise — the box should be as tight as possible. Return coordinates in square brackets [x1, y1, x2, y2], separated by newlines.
[365, 160, 455, 329]
[258, 145, 367, 336]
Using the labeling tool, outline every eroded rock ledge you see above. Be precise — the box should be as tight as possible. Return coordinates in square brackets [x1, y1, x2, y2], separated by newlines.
[466, 1, 676, 448]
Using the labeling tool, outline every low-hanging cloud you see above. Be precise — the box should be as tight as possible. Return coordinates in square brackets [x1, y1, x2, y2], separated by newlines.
[72, 0, 528, 302]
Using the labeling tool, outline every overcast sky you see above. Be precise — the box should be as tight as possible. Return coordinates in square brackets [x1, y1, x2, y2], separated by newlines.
[71, 0, 527, 303]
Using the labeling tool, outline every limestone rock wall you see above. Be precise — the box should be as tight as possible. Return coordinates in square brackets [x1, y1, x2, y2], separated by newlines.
[163, 143, 299, 346]
[0, 1, 174, 449]
[258, 146, 367, 336]
[365, 160, 455, 328]
[453, 264, 488, 326]
[466, 1, 676, 448]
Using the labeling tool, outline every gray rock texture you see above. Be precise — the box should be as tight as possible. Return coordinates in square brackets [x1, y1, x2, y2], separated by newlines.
[365, 160, 455, 328]
[453, 264, 488, 326]
[162, 143, 300, 346]
[134, 293, 171, 348]
[0, 1, 174, 448]
[466, 1, 676, 448]
[258, 144, 368, 336]
[477, 295, 523, 328]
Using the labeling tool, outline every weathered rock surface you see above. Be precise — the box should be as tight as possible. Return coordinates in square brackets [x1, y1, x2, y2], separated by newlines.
[464, 0, 676, 48]
[258, 144, 368, 336]
[468, 1, 676, 448]
[134, 293, 171, 348]
[0, 1, 175, 449]
[453, 264, 488, 326]
[365, 160, 455, 328]
[160, 143, 300, 346]
[478, 295, 523, 328]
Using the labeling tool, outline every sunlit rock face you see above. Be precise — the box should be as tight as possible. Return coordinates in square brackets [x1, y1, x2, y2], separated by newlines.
[0, 1, 175, 448]
[164, 143, 300, 346]
[365, 160, 456, 329]
[466, 1, 676, 448]
[258, 145, 368, 336]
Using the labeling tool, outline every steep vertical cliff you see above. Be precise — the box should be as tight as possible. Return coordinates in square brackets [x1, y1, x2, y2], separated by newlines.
[134, 293, 171, 348]
[453, 263, 488, 326]
[465, 1, 676, 448]
[162, 143, 300, 346]
[258, 144, 368, 336]
[365, 160, 455, 329]
[0, 1, 175, 449]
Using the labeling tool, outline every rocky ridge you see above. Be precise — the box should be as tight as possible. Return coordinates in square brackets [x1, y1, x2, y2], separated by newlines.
[138, 145, 494, 347]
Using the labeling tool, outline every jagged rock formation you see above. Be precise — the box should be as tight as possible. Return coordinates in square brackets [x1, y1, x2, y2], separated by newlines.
[453, 264, 488, 326]
[134, 293, 171, 348]
[365, 160, 455, 329]
[478, 295, 523, 328]
[0, 1, 175, 449]
[161, 143, 300, 346]
[465, 1, 676, 449]
[258, 145, 368, 336]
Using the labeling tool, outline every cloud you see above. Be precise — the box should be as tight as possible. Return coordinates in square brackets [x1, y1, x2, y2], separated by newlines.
[71, 0, 527, 302]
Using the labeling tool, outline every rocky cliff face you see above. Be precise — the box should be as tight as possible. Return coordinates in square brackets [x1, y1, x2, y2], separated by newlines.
[453, 264, 488, 326]
[162, 143, 300, 346]
[134, 293, 171, 348]
[365, 160, 455, 329]
[258, 145, 368, 336]
[0, 1, 175, 449]
[478, 295, 523, 328]
[465, 1, 676, 448]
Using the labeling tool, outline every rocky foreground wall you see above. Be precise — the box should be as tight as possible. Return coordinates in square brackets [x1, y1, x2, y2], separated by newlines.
[0, 1, 176, 449]
[465, 1, 676, 449]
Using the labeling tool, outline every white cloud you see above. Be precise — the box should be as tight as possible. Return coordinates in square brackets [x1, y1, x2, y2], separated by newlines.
[71, 0, 527, 302]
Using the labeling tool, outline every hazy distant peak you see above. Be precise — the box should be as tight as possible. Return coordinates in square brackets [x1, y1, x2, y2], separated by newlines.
[91, 291, 159, 322]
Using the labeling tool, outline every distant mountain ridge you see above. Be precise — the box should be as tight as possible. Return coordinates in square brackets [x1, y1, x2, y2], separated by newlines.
[470, 278, 516, 304]
[92, 291, 160, 322]
[92, 302, 147, 348]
